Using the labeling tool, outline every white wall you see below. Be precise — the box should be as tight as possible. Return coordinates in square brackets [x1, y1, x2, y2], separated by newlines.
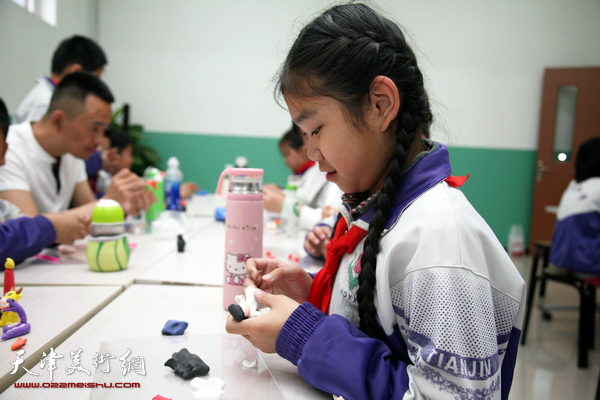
[97, 0, 326, 140]
[0, 0, 96, 110]
[2, 0, 600, 150]
[398, 0, 600, 149]
[97, 0, 600, 150]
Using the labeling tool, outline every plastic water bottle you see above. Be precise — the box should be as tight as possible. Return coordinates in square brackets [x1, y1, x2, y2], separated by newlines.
[217, 167, 264, 310]
[165, 157, 183, 211]
[235, 156, 248, 168]
[280, 183, 299, 237]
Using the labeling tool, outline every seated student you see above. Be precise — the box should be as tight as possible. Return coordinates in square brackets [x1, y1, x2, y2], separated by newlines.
[85, 128, 111, 189]
[0, 97, 90, 268]
[0, 72, 155, 219]
[263, 123, 342, 230]
[14, 35, 108, 124]
[89, 128, 200, 200]
[550, 137, 600, 274]
[89, 128, 133, 198]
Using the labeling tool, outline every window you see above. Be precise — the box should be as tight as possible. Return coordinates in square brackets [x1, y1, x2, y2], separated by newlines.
[11, 0, 57, 27]
[552, 85, 578, 162]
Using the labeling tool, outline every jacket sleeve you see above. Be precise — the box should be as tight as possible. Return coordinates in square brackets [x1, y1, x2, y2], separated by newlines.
[0, 215, 57, 268]
[276, 303, 410, 400]
[276, 269, 521, 400]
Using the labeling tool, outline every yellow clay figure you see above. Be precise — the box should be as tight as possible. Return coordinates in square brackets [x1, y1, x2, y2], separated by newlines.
[0, 290, 22, 327]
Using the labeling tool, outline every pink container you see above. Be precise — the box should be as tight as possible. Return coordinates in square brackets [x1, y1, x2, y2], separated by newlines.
[217, 168, 264, 310]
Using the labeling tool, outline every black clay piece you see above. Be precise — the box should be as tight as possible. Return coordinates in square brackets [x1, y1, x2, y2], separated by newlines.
[164, 348, 210, 379]
[177, 234, 186, 252]
[228, 303, 247, 322]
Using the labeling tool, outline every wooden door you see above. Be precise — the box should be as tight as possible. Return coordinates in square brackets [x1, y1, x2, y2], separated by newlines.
[530, 67, 600, 250]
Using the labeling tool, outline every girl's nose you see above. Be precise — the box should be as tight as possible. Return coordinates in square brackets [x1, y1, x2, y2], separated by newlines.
[306, 137, 322, 161]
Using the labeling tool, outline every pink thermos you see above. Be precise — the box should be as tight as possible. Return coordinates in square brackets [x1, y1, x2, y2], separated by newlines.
[217, 168, 264, 310]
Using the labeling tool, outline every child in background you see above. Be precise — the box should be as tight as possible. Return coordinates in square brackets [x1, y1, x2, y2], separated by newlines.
[550, 137, 600, 273]
[263, 123, 342, 230]
[0, 97, 90, 267]
[226, 3, 525, 399]
[90, 128, 134, 197]
[89, 128, 199, 200]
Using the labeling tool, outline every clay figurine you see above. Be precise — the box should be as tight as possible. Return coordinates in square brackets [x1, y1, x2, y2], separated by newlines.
[3, 258, 16, 295]
[165, 348, 210, 379]
[0, 289, 23, 328]
[177, 234, 186, 252]
[2, 258, 25, 329]
[1, 297, 31, 340]
[228, 286, 268, 322]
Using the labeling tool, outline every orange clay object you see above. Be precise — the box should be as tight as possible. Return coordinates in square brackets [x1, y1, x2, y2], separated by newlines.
[11, 337, 27, 351]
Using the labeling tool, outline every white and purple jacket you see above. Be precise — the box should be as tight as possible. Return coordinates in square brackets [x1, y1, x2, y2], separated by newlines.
[0, 215, 56, 269]
[276, 142, 526, 400]
[550, 178, 600, 274]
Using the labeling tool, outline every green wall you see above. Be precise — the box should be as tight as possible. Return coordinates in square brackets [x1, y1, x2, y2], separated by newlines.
[145, 131, 536, 249]
[144, 132, 290, 191]
[447, 147, 536, 250]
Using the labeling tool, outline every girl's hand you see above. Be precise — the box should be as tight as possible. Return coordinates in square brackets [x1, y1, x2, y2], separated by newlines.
[245, 258, 312, 304]
[304, 225, 332, 258]
[225, 289, 300, 353]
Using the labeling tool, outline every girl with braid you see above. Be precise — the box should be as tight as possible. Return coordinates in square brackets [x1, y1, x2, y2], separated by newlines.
[226, 3, 525, 399]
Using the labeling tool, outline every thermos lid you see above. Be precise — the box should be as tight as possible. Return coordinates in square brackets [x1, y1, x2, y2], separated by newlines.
[91, 199, 126, 237]
[167, 156, 180, 168]
[230, 174, 262, 193]
[219, 168, 263, 195]
[92, 199, 125, 223]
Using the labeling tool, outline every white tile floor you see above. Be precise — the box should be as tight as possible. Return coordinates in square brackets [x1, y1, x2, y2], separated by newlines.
[509, 256, 600, 400]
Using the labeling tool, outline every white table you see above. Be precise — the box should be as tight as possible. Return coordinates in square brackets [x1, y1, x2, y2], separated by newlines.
[1, 217, 213, 288]
[0, 286, 123, 392]
[4, 284, 329, 400]
[135, 221, 226, 286]
[135, 221, 323, 286]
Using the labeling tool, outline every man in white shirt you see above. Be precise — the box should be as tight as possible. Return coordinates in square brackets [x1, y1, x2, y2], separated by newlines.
[14, 35, 107, 124]
[0, 72, 155, 218]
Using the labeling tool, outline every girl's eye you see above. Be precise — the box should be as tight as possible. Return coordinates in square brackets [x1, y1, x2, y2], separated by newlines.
[311, 127, 320, 136]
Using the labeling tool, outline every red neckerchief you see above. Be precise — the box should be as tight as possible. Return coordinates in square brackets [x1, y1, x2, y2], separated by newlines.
[307, 174, 469, 314]
[294, 161, 315, 176]
[445, 174, 469, 187]
[308, 215, 367, 314]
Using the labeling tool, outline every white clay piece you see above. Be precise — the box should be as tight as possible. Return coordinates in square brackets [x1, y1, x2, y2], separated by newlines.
[190, 377, 225, 400]
[230, 286, 270, 321]
[241, 359, 257, 369]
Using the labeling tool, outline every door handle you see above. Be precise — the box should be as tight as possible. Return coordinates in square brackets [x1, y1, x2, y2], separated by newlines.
[536, 160, 549, 183]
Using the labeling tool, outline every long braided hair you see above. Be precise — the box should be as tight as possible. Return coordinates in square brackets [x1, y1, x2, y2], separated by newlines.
[277, 2, 432, 339]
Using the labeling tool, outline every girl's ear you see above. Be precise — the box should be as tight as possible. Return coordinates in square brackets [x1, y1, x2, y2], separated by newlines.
[369, 76, 400, 133]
